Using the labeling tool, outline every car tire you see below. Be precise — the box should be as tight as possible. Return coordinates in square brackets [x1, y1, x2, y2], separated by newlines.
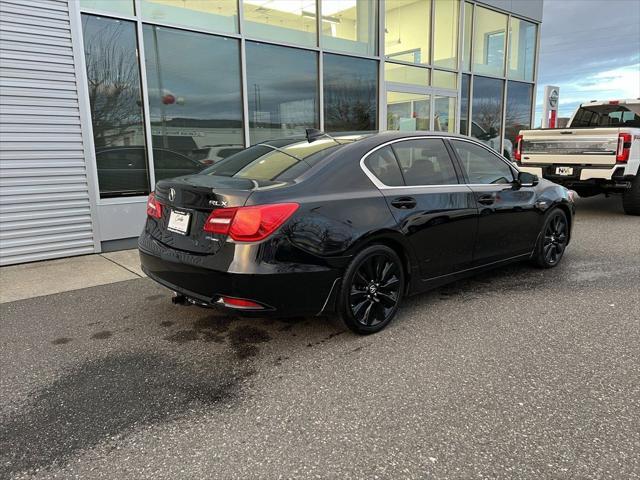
[338, 245, 405, 335]
[531, 209, 569, 269]
[622, 176, 640, 216]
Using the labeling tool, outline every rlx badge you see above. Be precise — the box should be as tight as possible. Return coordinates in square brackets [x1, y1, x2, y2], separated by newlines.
[209, 199, 228, 207]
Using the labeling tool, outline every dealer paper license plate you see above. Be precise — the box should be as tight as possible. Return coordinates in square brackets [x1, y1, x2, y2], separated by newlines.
[167, 210, 191, 234]
[555, 166, 574, 176]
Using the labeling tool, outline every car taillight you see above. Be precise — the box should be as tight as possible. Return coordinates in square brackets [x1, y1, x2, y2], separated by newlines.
[146, 192, 162, 219]
[616, 133, 632, 162]
[219, 296, 264, 310]
[514, 134, 524, 162]
[203, 203, 299, 242]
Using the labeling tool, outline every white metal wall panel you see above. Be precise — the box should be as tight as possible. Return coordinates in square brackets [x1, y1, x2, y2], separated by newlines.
[0, 0, 98, 265]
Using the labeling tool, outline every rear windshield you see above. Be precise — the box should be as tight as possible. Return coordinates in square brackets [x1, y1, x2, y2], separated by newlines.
[201, 138, 350, 181]
[571, 104, 640, 128]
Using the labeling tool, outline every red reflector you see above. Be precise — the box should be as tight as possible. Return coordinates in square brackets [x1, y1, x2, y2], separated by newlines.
[146, 192, 162, 219]
[204, 203, 298, 242]
[220, 296, 263, 309]
[609, 100, 620, 105]
[514, 134, 524, 162]
[616, 133, 632, 162]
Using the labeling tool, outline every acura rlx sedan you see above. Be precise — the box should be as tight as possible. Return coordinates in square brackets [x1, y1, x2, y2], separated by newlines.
[139, 131, 575, 334]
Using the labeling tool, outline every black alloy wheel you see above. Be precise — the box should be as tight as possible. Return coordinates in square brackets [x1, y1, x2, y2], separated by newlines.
[532, 209, 568, 268]
[339, 245, 404, 334]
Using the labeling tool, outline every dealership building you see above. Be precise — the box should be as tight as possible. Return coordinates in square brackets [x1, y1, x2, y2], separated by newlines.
[0, 0, 542, 265]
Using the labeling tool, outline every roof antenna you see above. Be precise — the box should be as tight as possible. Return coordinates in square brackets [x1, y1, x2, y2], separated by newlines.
[305, 128, 336, 143]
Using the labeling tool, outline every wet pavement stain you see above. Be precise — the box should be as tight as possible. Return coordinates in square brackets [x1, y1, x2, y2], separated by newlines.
[0, 353, 243, 478]
[163, 315, 236, 344]
[201, 331, 226, 343]
[145, 294, 164, 301]
[51, 337, 72, 345]
[164, 330, 199, 344]
[90, 330, 113, 340]
[193, 315, 234, 333]
[228, 325, 271, 359]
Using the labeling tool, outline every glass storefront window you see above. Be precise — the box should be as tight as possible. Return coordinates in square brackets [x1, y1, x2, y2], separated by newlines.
[433, 0, 458, 69]
[504, 81, 533, 160]
[508, 17, 537, 82]
[143, 26, 244, 182]
[462, 2, 473, 71]
[471, 76, 504, 153]
[384, 62, 430, 86]
[384, 0, 430, 64]
[323, 54, 377, 132]
[243, 0, 317, 47]
[459, 73, 470, 134]
[387, 92, 430, 131]
[434, 96, 456, 133]
[432, 70, 456, 89]
[82, 15, 149, 198]
[140, 0, 238, 34]
[80, 0, 134, 16]
[246, 42, 319, 143]
[321, 0, 377, 56]
[473, 6, 507, 77]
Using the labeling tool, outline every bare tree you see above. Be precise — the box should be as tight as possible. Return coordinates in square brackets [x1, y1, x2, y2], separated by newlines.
[83, 18, 143, 149]
[324, 77, 376, 131]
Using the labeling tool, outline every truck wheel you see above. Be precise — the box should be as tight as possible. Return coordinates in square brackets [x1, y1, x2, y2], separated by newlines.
[622, 176, 640, 216]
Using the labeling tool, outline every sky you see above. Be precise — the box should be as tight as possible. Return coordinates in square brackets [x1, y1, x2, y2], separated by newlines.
[534, 0, 640, 125]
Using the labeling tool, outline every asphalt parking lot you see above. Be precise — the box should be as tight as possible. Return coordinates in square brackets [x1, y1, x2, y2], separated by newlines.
[1, 195, 639, 480]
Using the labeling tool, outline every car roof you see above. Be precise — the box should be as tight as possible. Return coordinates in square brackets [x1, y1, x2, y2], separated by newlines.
[581, 98, 640, 107]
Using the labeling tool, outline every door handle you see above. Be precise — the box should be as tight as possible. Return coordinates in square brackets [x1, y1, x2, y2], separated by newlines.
[391, 196, 417, 209]
[477, 193, 496, 205]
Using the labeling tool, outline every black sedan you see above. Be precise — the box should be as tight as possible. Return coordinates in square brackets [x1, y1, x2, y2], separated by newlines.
[139, 131, 575, 334]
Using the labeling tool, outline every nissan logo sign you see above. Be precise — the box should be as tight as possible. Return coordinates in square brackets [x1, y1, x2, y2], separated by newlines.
[168, 188, 176, 202]
[549, 89, 559, 108]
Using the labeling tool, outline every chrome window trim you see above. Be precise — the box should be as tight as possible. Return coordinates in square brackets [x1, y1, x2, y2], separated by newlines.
[360, 135, 520, 189]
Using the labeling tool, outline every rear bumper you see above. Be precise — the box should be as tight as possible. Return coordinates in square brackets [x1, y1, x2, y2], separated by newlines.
[138, 234, 341, 317]
[520, 165, 633, 189]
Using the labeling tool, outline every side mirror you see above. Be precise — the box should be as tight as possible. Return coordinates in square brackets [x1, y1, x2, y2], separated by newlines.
[517, 171, 539, 187]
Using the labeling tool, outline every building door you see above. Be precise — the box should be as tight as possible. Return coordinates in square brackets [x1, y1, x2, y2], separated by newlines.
[385, 85, 457, 133]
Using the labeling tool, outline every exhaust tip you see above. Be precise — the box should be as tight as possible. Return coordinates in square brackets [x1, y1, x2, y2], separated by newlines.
[171, 292, 188, 305]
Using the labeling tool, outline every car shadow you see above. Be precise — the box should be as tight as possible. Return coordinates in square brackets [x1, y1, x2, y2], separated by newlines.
[574, 194, 625, 216]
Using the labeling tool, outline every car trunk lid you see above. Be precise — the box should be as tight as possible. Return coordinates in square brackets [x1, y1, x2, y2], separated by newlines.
[149, 175, 287, 254]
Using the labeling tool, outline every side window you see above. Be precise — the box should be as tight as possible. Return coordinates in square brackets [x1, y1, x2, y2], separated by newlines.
[391, 139, 459, 186]
[451, 140, 515, 184]
[364, 146, 404, 186]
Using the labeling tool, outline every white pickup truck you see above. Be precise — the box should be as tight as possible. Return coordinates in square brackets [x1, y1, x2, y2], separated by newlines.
[515, 99, 640, 215]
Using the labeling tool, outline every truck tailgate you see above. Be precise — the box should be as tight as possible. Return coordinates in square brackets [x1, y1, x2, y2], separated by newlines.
[521, 128, 619, 166]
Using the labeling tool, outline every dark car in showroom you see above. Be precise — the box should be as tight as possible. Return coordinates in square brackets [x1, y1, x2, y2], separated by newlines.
[139, 131, 575, 334]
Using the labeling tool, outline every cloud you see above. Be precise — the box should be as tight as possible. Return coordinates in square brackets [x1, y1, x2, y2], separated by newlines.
[534, 0, 640, 124]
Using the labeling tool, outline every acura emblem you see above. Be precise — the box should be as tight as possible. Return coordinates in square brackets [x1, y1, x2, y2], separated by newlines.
[168, 188, 176, 202]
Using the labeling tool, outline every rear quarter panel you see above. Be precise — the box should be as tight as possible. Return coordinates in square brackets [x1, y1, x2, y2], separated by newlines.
[246, 153, 408, 268]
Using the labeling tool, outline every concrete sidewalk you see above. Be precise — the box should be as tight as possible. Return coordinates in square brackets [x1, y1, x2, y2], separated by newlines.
[0, 250, 146, 304]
